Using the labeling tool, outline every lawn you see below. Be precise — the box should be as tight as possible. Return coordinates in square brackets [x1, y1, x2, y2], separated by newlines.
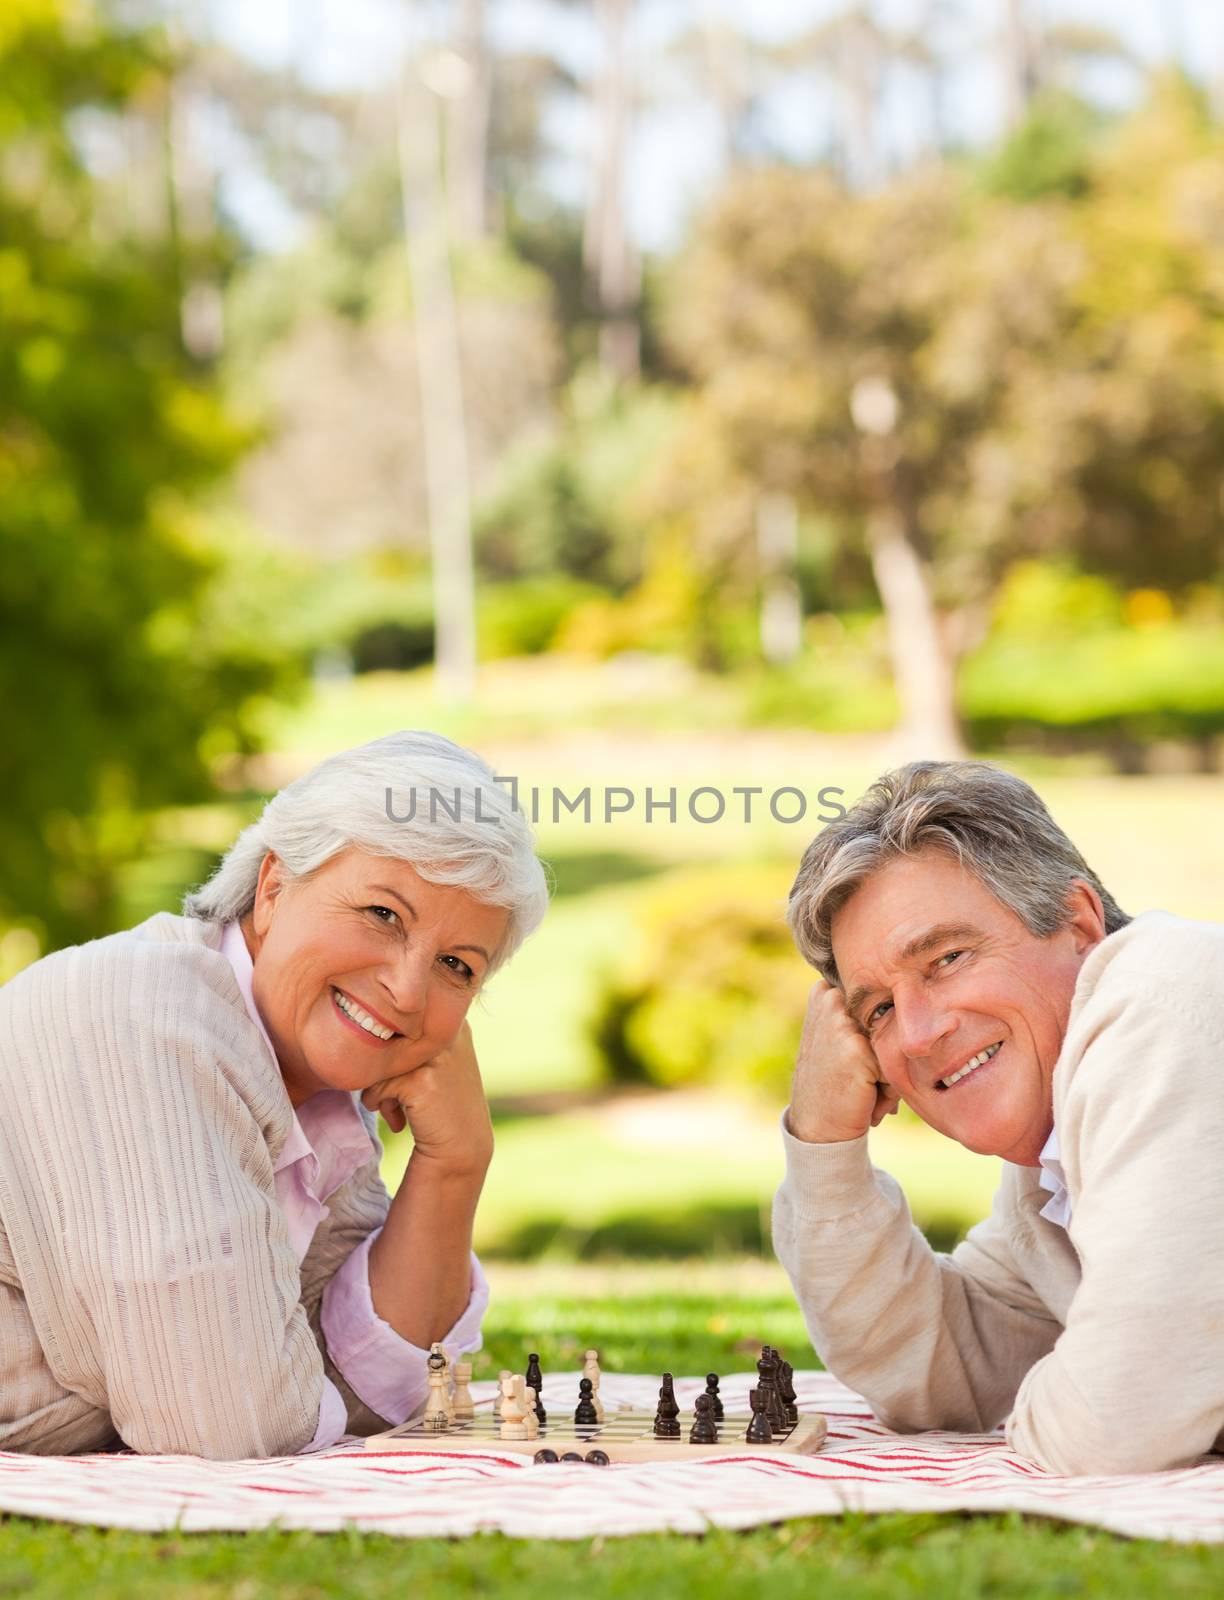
[4, 1267, 1224, 1598]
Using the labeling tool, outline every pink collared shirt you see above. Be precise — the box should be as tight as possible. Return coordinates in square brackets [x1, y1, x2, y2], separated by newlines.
[219, 922, 488, 1451]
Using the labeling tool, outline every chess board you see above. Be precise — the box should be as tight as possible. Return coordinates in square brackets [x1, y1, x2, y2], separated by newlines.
[364, 1399, 828, 1463]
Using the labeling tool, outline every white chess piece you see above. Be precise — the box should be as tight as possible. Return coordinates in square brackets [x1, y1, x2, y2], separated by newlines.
[522, 1381, 540, 1439]
[429, 1341, 455, 1422]
[583, 1348, 605, 1423]
[422, 1353, 451, 1432]
[452, 1360, 475, 1420]
[499, 1372, 529, 1440]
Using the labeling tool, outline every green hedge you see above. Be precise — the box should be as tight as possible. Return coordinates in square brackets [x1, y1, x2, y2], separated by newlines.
[588, 865, 811, 1095]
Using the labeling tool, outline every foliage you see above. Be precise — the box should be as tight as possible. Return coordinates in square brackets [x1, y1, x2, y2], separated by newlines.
[589, 866, 809, 1095]
[0, 0, 298, 951]
[477, 576, 606, 658]
[475, 376, 683, 590]
[961, 564, 1224, 759]
[979, 90, 1110, 201]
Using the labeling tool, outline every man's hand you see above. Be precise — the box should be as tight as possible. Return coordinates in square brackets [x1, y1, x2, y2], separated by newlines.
[361, 1021, 494, 1179]
[786, 982, 900, 1144]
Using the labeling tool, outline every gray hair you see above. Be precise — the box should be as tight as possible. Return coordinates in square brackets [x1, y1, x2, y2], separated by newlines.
[788, 759, 1130, 985]
[183, 730, 549, 974]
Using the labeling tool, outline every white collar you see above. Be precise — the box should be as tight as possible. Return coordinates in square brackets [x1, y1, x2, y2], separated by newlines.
[1036, 1123, 1072, 1230]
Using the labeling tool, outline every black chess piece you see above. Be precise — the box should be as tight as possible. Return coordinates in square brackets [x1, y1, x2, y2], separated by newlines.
[560, 1452, 584, 1462]
[525, 1352, 547, 1425]
[653, 1372, 681, 1438]
[584, 1449, 610, 1466]
[757, 1350, 787, 1431]
[745, 1386, 774, 1444]
[704, 1373, 724, 1422]
[689, 1392, 719, 1444]
[778, 1358, 799, 1426]
[533, 1447, 559, 1464]
[574, 1377, 599, 1426]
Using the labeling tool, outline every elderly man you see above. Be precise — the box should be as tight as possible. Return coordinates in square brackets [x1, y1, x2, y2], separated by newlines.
[772, 758, 1224, 1476]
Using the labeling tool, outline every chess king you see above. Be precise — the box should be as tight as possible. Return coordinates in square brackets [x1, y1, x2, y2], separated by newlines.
[774, 759, 1224, 1477]
[0, 732, 548, 1457]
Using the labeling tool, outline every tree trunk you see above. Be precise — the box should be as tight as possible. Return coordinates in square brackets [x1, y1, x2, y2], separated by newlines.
[398, 64, 478, 700]
[867, 506, 964, 759]
[446, 0, 491, 239]
[756, 492, 803, 663]
[585, 0, 639, 382]
[1001, 0, 1043, 129]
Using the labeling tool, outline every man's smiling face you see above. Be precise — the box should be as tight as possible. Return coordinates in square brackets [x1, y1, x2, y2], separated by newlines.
[830, 849, 1106, 1164]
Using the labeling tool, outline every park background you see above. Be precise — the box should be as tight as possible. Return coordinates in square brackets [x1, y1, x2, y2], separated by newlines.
[4, 0, 1224, 1590]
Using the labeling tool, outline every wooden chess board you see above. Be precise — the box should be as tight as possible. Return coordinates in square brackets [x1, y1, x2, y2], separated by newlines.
[364, 1400, 828, 1463]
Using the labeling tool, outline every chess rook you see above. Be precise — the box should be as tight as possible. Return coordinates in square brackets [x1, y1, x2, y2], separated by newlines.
[745, 1385, 774, 1444]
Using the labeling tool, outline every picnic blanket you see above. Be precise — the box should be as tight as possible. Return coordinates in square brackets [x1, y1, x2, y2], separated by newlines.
[1, 1371, 1222, 1544]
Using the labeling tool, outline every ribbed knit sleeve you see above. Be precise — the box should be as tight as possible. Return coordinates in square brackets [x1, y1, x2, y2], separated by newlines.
[0, 925, 325, 1459]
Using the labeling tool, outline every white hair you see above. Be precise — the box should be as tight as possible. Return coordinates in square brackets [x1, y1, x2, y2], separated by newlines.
[183, 731, 549, 973]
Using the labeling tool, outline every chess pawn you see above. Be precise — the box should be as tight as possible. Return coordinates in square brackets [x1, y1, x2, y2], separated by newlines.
[583, 1349, 605, 1423]
[653, 1372, 680, 1439]
[520, 1380, 540, 1439]
[703, 1373, 724, 1422]
[499, 1372, 530, 1440]
[745, 1386, 774, 1444]
[574, 1377, 599, 1426]
[452, 1361, 475, 1421]
[689, 1392, 719, 1444]
[525, 1353, 547, 1426]
[422, 1351, 451, 1432]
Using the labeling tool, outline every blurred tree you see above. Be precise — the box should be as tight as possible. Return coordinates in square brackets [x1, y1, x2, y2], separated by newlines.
[583, 0, 640, 382]
[665, 81, 1224, 753]
[446, 0, 493, 240]
[0, 0, 297, 952]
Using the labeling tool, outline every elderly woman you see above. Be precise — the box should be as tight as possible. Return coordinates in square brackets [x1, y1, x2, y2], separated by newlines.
[0, 731, 547, 1458]
[773, 759, 1224, 1477]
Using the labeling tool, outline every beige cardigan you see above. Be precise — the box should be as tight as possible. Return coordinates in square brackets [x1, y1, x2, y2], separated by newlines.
[772, 910, 1224, 1476]
[0, 912, 392, 1457]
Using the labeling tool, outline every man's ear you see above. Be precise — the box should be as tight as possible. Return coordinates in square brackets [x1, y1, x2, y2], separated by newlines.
[251, 852, 286, 938]
[1064, 878, 1107, 955]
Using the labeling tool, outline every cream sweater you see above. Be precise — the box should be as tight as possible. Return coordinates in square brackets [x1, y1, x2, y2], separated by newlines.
[0, 912, 393, 1457]
[772, 910, 1224, 1477]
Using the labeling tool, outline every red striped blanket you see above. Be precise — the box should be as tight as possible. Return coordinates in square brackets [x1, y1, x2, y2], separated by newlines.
[0, 1372, 1220, 1542]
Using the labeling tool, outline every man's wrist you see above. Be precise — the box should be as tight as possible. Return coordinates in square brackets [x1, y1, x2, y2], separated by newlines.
[783, 1104, 868, 1145]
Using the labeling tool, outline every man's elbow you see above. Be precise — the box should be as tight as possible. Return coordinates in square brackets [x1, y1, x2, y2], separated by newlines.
[1009, 1418, 1205, 1479]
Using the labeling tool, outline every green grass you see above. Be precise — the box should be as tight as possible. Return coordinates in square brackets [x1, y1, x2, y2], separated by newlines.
[7, 1514, 1224, 1599]
[4, 1268, 1224, 1597]
[381, 1098, 1000, 1260]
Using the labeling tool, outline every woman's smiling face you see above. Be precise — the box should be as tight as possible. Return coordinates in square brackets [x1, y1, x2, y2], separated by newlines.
[242, 847, 510, 1105]
[830, 849, 1106, 1165]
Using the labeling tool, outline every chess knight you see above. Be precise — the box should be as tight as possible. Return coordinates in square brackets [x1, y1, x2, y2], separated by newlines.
[776, 759, 1224, 1478]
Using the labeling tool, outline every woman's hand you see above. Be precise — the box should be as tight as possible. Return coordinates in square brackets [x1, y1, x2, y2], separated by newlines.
[361, 1021, 494, 1179]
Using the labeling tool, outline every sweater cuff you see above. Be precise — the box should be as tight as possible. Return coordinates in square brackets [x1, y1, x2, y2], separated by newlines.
[778, 1112, 878, 1220]
[320, 1230, 488, 1427]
